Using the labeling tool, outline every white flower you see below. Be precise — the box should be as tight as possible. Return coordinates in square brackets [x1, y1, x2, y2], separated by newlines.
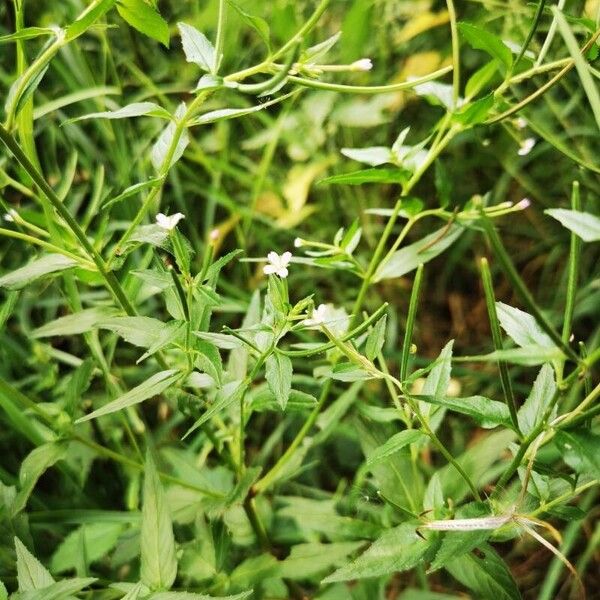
[515, 117, 527, 130]
[515, 197, 531, 210]
[518, 137, 536, 156]
[294, 237, 304, 248]
[156, 212, 185, 231]
[3, 209, 18, 222]
[263, 251, 292, 278]
[351, 58, 373, 72]
[302, 303, 350, 337]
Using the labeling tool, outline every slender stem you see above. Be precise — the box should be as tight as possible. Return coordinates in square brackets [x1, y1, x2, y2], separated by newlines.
[479, 257, 520, 435]
[0, 124, 137, 316]
[487, 28, 600, 124]
[286, 66, 453, 95]
[561, 182, 581, 345]
[445, 0, 460, 107]
[0, 227, 94, 268]
[214, 0, 226, 73]
[400, 264, 424, 381]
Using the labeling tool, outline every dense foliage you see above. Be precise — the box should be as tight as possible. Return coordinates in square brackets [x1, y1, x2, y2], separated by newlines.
[1, 1, 599, 599]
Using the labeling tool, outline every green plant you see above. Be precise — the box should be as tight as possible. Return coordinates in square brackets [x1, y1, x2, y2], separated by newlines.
[0, 1, 599, 599]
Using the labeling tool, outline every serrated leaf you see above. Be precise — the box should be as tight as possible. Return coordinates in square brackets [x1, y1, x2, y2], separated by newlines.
[250, 388, 317, 412]
[322, 522, 436, 582]
[194, 341, 223, 386]
[517, 364, 556, 435]
[76, 370, 180, 423]
[265, 352, 292, 410]
[12, 577, 97, 600]
[555, 430, 600, 478]
[69, 102, 171, 123]
[0, 254, 79, 290]
[32, 307, 119, 338]
[65, 0, 117, 41]
[15, 537, 54, 591]
[226, 0, 270, 48]
[365, 314, 386, 360]
[545, 208, 600, 242]
[463, 345, 563, 366]
[98, 316, 172, 349]
[12, 442, 67, 516]
[117, 0, 170, 47]
[366, 429, 426, 467]
[495, 302, 555, 349]
[141, 451, 177, 591]
[183, 381, 247, 438]
[50, 522, 123, 573]
[304, 31, 341, 62]
[445, 544, 521, 600]
[458, 22, 513, 70]
[415, 395, 512, 429]
[374, 225, 464, 281]
[280, 542, 362, 579]
[178, 22, 218, 73]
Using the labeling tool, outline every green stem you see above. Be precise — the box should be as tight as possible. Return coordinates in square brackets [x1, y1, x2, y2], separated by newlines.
[400, 264, 424, 381]
[286, 65, 453, 94]
[479, 257, 520, 435]
[0, 124, 136, 316]
[445, 0, 460, 108]
[561, 181, 581, 345]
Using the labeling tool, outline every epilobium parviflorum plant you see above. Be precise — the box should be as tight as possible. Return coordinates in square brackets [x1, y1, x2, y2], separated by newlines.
[0, 0, 599, 598]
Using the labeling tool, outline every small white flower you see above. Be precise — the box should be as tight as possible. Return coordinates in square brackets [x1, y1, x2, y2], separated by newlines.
[3, 209, 18, 222]
[156, 212, 185, 231]
[209, 228, 220, 241]
[515, 197, 531, 210]
[518, 137, 536, 156]
[351, 58, 373, 72]
[263, 251, 292, 278]
[294, 237, 304, 248]
[302, 303, 350, 337]
[515, 117, 527, 130]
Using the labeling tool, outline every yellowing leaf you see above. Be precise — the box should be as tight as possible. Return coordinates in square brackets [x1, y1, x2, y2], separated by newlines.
[396, 11, 450, 44]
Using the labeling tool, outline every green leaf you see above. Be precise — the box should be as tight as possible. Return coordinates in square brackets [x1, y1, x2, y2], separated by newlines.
[65, 0, 117, 41]
[0, 254, 78, 290]
[194, 341, 223, 386]
[32, 307, 118, 338]
[330, 363, 375, 382]
[517, 364, 556, 435]
[12, 442, 68, 516]
[226, 0, 270, 48]
[102, 176, 164, 210]
[250, 388, 317, 412]
[340, 146, 392, 166]
[76, 370, 180, 423]
[366, 429, 426, 467]
[374, 225, 464, 281]
[429, 528, 490, 572]
[68, 102, 171, 123]
[0, 27, 57, 43]
[415, 395, 512, 429]
[365, 314, 387, 360]
[545, 208, 600, 242]
[453, 93, 495, 126]
[445, 544, 521, 600]
[178, 22, 218, 73]
[5, 65, 48, 121]
[98, 316, 173, 349]
[117, 0, 170, 47]
[183, 381, 247, 438]
[141, 452, 177, 591]
[458, 22, 513, 70]
[280, 542, 362, 579]
[495, 302, 555, 349]
[265, 352, 293, 410]
[151, 104, 189, 170]
[147, 592, 252, 599]
[322, 522, 436, 582]
[15, 537, 54, 591]
[0, 581, 7, 600]
[319, 168, 408, 186]
[554, 430, 600, 478]
[50, 522, 123, 573]
[12, 577, 97, 600]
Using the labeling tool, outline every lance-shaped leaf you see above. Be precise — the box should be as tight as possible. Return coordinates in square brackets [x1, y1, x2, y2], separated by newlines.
[68, 102, 171, 124]
[0, 254, 79, 290]
[76, 370, 180, 423]
[140, 452, 177, 590]
[178, 22, 218, 73]
[265, 352, 293, 410]
[545, 208, 600, 242]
